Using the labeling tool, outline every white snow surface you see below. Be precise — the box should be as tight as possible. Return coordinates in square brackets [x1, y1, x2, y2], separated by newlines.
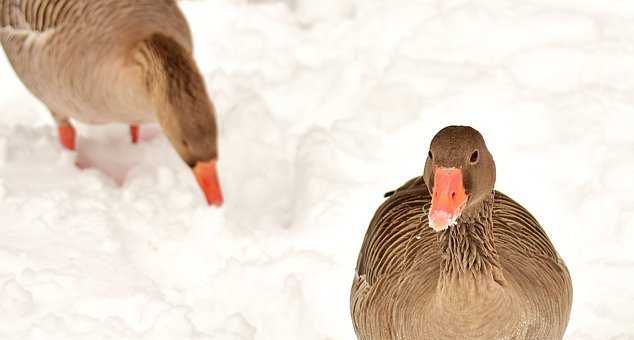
[1, 0, 634, 339]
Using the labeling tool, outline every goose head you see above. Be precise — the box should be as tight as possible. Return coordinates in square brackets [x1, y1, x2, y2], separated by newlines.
[160, 95, 223, 207]
[423, 126, 496, 231]
[143, 34, 223, 206]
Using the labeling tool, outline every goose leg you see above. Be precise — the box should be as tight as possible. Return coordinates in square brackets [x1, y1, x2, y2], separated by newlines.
[52, 112, 76, 151]
[130, 124, 139, 144]
[57, 122, 76, 151]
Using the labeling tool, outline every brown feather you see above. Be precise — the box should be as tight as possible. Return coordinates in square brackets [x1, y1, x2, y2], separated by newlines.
[351, 127, 572, 340]
[0, 0, 217, 166]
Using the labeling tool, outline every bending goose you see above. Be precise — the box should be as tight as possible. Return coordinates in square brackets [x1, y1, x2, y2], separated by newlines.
[351, 126, 572, 340]
[0, 0, 222, 205]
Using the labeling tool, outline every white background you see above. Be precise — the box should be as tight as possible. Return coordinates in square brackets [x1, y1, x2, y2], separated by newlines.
[0, 0, 633, 339]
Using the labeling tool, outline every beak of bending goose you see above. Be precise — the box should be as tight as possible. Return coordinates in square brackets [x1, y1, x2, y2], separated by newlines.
[423, 126, 496, 231]
[192, 160, 223, 206]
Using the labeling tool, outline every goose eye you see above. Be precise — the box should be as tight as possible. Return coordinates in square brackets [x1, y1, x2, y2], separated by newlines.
[428, 150, 433, 160]
[469, 150, 479, 164]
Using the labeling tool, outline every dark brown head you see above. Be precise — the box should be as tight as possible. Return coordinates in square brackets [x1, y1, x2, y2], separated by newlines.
[423, 126, 496, 231]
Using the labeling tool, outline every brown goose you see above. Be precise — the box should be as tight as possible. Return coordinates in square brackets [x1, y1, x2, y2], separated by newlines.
[351, 126, 572, 340]
[0, 0, 222, 205]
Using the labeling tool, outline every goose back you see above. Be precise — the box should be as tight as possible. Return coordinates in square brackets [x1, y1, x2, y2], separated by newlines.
[2, 0, 191, 47]
[0, 0, 193, 123]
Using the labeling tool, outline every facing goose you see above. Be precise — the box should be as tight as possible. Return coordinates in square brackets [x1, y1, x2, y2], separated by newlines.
[351, 126, 572, 340]
[0, 0, 222, 205]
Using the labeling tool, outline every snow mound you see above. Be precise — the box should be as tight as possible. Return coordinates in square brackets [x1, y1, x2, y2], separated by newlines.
[1, 0, 633, 339]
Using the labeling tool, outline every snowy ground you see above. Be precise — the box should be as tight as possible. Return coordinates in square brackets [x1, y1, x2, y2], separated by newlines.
[1, 0, 634, 339]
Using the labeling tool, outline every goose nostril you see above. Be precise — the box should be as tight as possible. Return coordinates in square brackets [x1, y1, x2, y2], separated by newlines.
[451, 192, 456, 200]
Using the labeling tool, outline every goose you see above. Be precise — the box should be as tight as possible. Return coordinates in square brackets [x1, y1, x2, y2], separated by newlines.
[350, 126, 572, 340]
[0, 0, 222, 205]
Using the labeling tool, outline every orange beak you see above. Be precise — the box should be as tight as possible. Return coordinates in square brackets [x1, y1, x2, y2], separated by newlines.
[193, 160, 224, 206]
[429, 167, 468, 231]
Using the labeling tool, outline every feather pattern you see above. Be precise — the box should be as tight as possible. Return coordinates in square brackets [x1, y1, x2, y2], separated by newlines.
[1, 0, 29, 29]
[351, 176, 572, 340]
[0, 0, 193, 124]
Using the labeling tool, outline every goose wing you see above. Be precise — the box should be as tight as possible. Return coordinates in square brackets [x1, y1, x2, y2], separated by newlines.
[354, 177, 432, 285]
[493, 191, 573, 337]
[0, 0, 59, 53]
[351, 177, 439, 338]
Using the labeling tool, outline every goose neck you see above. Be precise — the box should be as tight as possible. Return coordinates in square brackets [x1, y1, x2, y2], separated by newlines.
[436, 192, 505, 290]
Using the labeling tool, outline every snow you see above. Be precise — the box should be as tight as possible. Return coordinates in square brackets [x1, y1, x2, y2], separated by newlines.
[1, 0, 633, 339]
